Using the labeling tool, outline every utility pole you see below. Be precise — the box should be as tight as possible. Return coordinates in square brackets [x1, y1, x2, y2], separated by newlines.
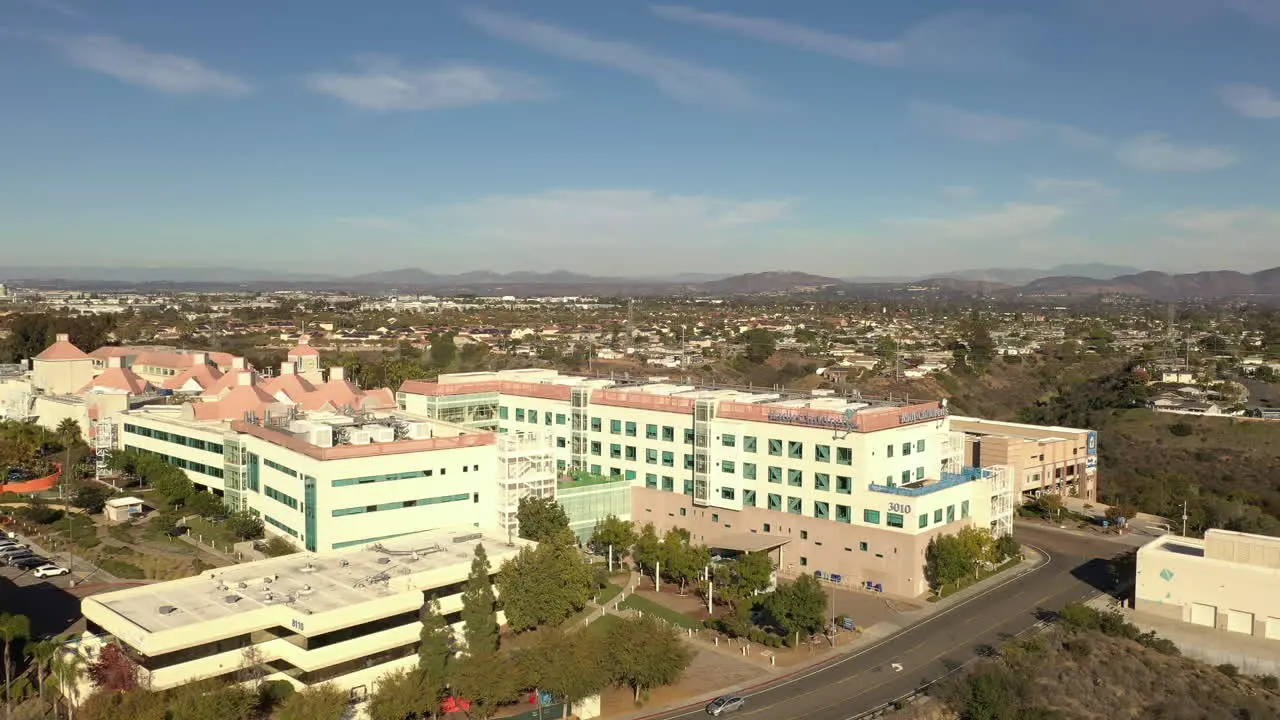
[1182, 500, 1189, 537]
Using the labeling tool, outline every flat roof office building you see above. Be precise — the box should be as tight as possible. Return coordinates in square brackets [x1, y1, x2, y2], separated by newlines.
[401, 370, 1018, 597]
[75, 528, 531, 697]
[950, 416, 1098, 502]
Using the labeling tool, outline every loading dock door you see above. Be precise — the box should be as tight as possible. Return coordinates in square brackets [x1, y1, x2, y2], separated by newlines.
[1265, 617, 1280, 640]
[1190, 603, 1217, 628]
[1227, 610, 1255, 635]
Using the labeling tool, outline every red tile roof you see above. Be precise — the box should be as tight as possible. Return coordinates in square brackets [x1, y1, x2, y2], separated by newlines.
[80, 366, 151, 395]
[35, 337, 89, 361]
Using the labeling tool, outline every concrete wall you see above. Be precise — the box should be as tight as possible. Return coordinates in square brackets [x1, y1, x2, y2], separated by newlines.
[32, 358, 95, 396]
[632, 486, 970, 598]
[1136, 533, 1280, 641]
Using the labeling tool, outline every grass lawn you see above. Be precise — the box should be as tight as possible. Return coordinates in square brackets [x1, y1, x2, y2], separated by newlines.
[597, 582, 623, 606]
[618, 593, 703, 629]
[185, 516, 240, 550]
[931, 556, 1023, 601]
[584, 613, 622, 638]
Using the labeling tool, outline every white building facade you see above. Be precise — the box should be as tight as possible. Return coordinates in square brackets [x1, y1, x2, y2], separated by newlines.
[401, 370, 1014, 597]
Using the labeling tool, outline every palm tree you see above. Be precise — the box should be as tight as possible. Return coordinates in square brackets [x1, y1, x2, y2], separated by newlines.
[27, 637, 61, 702]
[0, 612, 31, 719]
[55, 419, 81, 447]
[48, 650, 85, 720]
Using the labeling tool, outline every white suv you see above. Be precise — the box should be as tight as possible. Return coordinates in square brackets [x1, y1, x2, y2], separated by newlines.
[33, 565, 70, 578]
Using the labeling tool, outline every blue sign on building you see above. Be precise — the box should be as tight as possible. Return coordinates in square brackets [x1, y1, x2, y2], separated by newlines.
[1087, 431, 1098, 456]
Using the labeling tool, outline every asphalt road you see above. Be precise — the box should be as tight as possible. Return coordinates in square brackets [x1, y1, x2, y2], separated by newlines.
[655, 525, 1134, 720]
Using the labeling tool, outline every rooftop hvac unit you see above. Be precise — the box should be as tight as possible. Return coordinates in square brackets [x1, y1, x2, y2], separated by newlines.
[369, 425, 395, 443]
[309, 425, 334, 448]
[288, 420, 312, 434]
[406, 421, 433, 440]
[349, 430, 372, 445]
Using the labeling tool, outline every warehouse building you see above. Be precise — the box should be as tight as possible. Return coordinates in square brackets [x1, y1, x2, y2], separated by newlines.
[1136, 529, 1280, 640]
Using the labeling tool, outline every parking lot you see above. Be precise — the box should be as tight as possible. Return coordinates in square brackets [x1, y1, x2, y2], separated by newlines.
[0, 563, 85, 639]
[0, 532, 108, 639]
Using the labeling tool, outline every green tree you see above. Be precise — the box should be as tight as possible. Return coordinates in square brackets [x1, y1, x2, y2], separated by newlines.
[0, 612, 30, 719]
[541, 631, 609, 719]
[460, 544, 499, 653]
[56, 418, 82, 446]
[451, 651, 519, 720]
[428, 333, 458, 369]
[165, 679, 255, 720]
[632, 523, 661, 580]
[183, 490, 225, 518]
[367, 668, 429, 720]
[516, 496, 572, 543]
[275, 683, 349, 720]
[226, 512, 264, 540]
[711, 551, 774, 609]
[764, 574, 828, 642]
[72, 485, 112, 515]
[739, 329, 776, 364]
[497, 528, 594, 631]
[925, 534, 969, 591]
[418, 599, 454, 717]
[659, 528, 709, 595]
[606, 614, 693, 704]
[587, 514, 636, 561]
[26, 636, 62, 702]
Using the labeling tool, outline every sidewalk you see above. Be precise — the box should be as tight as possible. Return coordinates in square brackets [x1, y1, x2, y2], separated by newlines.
[608, 549, 1047, 720]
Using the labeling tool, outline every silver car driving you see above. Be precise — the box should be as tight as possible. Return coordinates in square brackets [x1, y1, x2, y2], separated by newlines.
[706, 695, 744, 716]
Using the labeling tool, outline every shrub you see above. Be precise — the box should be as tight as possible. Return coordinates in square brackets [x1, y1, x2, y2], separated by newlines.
[1218, 663, 1240, 678]
[1258, 674, 1279, 691]
[258, 679, 295, 709]
[98, 558, 145, 579]
[1169, 422, 1194, 437]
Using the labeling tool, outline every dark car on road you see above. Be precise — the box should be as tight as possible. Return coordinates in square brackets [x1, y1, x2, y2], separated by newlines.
[12, 556, 49, 571]
[706, 695, 744, 716]
[3, 552, 40, 566]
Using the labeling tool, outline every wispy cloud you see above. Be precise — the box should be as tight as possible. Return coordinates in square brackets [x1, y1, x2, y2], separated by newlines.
[908, 101, 1033, 143]
[651, 5, 1025, 71]
[1158, 205, 1280, 268]
[941, 185, 980, 200]
[1113, 132, 1238, 171]
[913, 100, 1238, 172]
[57, 35, 250, 96]
[308, 57, 547, 111]
[1219, 82, 1280, 119]
[886, 203, 1066, 241]
[22, 0, 86, 20]
[1223, 0, 1280, 28]
[1029, 177, 1115, 202]
[461, 7, 763, 109]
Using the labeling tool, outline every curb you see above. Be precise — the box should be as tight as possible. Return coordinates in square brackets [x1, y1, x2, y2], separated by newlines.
[611, 547, 1050, 720]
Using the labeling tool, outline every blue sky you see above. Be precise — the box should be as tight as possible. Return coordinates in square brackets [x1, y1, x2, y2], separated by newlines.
[2, 0, 1279, 277]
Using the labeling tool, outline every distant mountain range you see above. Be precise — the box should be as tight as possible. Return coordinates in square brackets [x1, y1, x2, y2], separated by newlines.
[933, 263, 1143, 285]
[4, 264, 1280, 301]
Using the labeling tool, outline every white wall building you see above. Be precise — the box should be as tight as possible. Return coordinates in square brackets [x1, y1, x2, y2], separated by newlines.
[74, 527, 531, 699]
[400, 370, 1015, 598]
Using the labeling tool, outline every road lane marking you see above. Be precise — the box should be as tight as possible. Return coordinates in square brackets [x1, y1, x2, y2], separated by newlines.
[654, 543, 1055, 720]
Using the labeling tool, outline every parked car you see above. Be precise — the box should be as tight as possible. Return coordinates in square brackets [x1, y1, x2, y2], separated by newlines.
[33, 565, 70, 578]
[0, 541, 25, 551]
[706, 696, 745, 716]
[12, 556, 49, 570]
[0, 545, 31, 556]
[3, 553, 39, 566]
